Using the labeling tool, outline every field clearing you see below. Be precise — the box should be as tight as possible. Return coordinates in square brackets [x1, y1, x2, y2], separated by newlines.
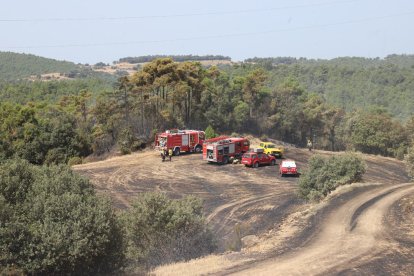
[74, 147, 409, 253]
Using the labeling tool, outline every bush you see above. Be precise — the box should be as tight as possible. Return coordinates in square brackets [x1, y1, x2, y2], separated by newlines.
[0, 159, 125, 275]
[118, 129, 148, 154]
[298, 153, 366, 202]
[123, 193, 216, 269]
[118, 128, 134, 155]
[67, 156, 82, 166]
[260, 134, 269, 142]
[131, 138, 147, 151]
[44, 148, 67, 165]
[205, 125, 218, 139]
[404, 145, 414, 180]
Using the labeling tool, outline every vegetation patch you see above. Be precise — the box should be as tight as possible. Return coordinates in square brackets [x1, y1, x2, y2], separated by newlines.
[0, 159, 124, 275]
[404, 145, 414, 180]
[298, 153, 366, 202]
[0, 160, 216, 274]
[122, 193, 216, 271]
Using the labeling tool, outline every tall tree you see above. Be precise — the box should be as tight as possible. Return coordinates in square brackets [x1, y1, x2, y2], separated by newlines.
[242, 68, 267, 118]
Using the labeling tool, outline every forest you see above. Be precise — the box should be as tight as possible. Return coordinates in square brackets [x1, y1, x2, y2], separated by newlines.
[1, 54, 414, 165]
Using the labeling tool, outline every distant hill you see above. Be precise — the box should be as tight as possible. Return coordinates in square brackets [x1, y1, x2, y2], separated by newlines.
[241, 54, 414, 121]
[0, 52, 118, 82]
[118, 55, 231, 64]
[244, 54, 414, 69]
[0, 52, 82, 80]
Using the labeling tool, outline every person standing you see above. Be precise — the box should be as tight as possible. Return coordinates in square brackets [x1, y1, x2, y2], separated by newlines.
[307, 139, 313, 151]
[168, 148, 173, 161]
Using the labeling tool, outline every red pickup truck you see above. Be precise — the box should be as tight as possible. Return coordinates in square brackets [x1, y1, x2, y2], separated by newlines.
[242, 152, 276, 168]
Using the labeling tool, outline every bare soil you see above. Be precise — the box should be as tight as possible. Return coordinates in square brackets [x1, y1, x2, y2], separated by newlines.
[73, 147, 413, 274]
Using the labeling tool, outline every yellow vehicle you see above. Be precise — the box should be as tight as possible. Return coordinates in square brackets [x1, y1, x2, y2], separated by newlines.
[259, 142, 283, 158]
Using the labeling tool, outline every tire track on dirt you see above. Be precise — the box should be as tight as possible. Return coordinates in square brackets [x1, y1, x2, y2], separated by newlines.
[230, 183, 414, 275]
[207, 194, 276, 231]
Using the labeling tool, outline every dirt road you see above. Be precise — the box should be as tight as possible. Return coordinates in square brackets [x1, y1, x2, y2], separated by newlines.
[225, 182, 414, 275]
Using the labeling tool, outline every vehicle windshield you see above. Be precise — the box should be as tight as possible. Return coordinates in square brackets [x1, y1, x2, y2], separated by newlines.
[282, 161, 296, 167]
[267, 144, 276, 148]
[242, 153, 251, 158]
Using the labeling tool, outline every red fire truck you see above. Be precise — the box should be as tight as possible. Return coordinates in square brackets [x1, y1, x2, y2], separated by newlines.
[155, 129, 205, 155]
[202, 136, 250, 164]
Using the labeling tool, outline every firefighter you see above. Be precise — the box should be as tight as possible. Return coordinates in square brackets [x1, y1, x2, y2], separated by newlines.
[161, 150, 166, 162]
[168, 148, 173, 161]
[307, 139, 313, 151]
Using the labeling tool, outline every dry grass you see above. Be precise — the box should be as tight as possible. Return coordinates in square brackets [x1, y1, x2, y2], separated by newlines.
[152, 254, 251, 275]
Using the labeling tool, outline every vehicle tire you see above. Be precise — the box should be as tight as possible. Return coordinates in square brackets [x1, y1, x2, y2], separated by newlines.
[222, 156, 229, 165]
[253, 162, 259, 168]
[174, 148, 180, 156]
[195, 145, 202, 153]
[270, 160, 276, 166]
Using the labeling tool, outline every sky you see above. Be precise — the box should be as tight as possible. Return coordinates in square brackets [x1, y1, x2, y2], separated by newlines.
[1, 0, 414, 64]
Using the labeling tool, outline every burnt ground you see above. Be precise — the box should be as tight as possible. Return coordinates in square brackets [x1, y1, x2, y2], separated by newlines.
[73, 147, 410, 254]
[333, 192, 414, 276]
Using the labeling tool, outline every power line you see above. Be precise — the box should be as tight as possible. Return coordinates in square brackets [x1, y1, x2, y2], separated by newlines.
[4, 10, 414, 50]
[0, 0, 359, 22]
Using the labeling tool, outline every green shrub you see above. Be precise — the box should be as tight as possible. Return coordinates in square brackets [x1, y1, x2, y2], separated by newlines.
[404, 145, 414, 180]
[67, 156, 82, 166]
[123, 193, 216, 269]
[298, 153, 366, 202]
[44, 148, 67, 165]
[131, 138, 147, 151]
[205, 125, 218, 139]
[260, 134, 269, 142]
[118, 128, 134, 155]
[0, 159, 125, 275]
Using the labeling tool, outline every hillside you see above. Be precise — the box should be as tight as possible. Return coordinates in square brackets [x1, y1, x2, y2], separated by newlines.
[238, 54, 414, 121]
[245, 54, 414, 68]
[0, 51, 81, 80]
[0, 78, 114, 104]
[72, 145, 413, 274]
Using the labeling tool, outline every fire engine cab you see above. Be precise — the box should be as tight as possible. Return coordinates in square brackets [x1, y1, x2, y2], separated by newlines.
[155, 129, 205, 155]
[203, 136, 250, 164]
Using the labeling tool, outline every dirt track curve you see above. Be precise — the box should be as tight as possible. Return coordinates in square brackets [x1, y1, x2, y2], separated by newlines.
[225, 182, 414, 275]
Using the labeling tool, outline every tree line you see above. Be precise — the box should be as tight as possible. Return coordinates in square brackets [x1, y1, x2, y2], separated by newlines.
[0, 78, 114, 104]
[118, 55, 231, 64]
